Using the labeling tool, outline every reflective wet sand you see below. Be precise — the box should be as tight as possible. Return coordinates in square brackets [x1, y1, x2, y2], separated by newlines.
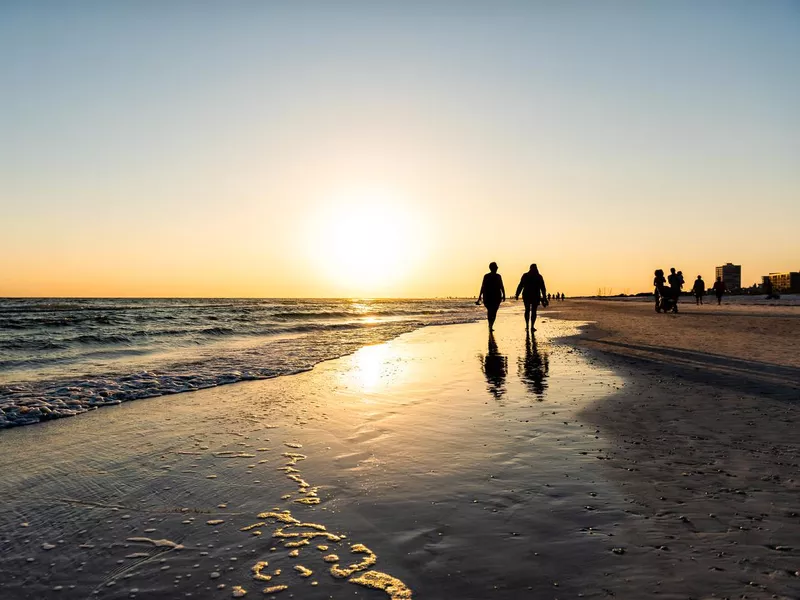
[2, 308, 795, 598]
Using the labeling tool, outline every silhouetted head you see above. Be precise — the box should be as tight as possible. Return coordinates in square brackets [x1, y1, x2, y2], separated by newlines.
[529, 263, 539, 274]
[654, 269, 663, 277]
[489, 262, 498, 273]
[670, 268, 676, 274]
[697, 275, 702, 280]
[717, 277, 721, 281]
[677, 270, 683, 276]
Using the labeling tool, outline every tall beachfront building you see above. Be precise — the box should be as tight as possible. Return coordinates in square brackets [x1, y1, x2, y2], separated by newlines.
[716, 263, 742, 291]
[765, 271, 800, 293]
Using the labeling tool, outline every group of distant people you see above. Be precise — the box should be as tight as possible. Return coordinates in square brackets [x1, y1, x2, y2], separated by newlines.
[547, 292, 565, 302]
[476, 262, 552, 332]
[653, 267, 728, 313]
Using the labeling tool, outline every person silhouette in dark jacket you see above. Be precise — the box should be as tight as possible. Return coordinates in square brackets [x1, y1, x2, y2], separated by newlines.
[476, 262, 505, 331]
[515, 263, 548, 331]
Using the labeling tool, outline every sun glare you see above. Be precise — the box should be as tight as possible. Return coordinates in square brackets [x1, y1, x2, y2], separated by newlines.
[308, 189, 424, 295]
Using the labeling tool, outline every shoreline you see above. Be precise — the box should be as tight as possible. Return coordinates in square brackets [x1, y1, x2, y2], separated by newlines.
[1, 307, 798, 599]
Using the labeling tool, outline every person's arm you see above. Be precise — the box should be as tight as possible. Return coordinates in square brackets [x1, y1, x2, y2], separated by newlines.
[476, 275, 485, 304]
[540, 276, 547, 300]
[500, 276, 506, 302]
[515, 276, 525, 300]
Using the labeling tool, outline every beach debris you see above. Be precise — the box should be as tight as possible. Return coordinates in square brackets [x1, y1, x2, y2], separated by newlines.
[262, 585, 288, 594]
[252, 561, 271, 581]
[611, 547, 626, 555]
[349, 570, 413, 600]
[126, 537, 184, 550]
[231, 585, 247, 597]
[207, 519, 225, 526]
[294, 565, 313, 577]
[42, 543, 56, 550]
[214, 451, 256, 458]
[238, 445, 412, 599]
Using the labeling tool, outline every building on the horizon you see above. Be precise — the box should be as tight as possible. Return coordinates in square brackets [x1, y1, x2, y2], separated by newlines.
[715, 263, 741, 291]
[764, 271, 800, 293]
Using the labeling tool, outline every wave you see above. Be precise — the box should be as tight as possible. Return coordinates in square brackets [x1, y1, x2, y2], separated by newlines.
[0, 309, 482, 430]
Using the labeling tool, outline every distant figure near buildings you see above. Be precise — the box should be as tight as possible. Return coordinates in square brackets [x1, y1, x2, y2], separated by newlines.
[692, 275, 705, 305]
[653, 269, 667, 312]
[547, 293, 551, 303]
[712, 277, 727, 305]
[515, 263, 548, 331]
[667, 268, 682, 313]
[476, 262, 505, 331]
[762, 277, 779, 300]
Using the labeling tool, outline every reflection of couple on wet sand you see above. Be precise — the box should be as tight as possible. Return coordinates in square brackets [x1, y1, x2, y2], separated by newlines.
[476, 262, 548, 331]
[481, 331, 549, 400]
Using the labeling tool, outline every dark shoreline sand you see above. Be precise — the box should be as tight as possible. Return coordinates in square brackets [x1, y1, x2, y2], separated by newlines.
[1, 304, 798, 599]
[548, 299, 800, 599]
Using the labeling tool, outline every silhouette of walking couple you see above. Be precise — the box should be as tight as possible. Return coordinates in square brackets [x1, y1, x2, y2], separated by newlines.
[476, 262, 547, 331]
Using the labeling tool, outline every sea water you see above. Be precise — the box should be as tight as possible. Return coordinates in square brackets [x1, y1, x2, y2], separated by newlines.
[0, 298, 482, 428]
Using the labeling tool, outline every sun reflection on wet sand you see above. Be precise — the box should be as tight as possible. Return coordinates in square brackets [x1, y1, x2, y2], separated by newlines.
[340, 343, 394, 393]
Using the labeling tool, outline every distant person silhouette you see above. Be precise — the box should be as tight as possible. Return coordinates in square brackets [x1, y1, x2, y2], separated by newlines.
[668, 267, 682, 312]
[515, 264, 548, 331]
[481, 332, 507, 400]
[476, 262, 505, 331]
[517, 330, 549, 398]
[547, 293, 551, 303]
[692, 275, 705, 305]
[653, 269, 667, 312]
[763, 277, 780, 300]
[712, 277, 727, 305]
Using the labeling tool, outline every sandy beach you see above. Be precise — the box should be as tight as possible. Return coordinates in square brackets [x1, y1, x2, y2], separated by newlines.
[1, 303, 798, 599]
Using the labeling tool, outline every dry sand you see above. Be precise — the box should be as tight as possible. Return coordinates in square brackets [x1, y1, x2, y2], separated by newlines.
[0, 303, 797, 599]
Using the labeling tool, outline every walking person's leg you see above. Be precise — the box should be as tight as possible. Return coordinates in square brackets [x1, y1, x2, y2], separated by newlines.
[529, 302, 540, 331]
[523, 299, 531, 329]
[487, 303, 499, 331]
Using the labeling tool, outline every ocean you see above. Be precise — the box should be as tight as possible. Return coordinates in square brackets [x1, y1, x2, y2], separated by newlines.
[0, 298, 482, 429]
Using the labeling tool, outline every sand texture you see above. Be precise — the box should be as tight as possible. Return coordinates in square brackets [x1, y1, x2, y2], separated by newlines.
[0, 305, 798, 599]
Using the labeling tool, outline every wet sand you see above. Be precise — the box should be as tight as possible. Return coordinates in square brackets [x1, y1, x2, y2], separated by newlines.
[1, 306, 798, 599]
[547, 299, 800, 599]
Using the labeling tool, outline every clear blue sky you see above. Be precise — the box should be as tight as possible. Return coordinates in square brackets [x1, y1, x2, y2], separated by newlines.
[2, 1, 798, 296]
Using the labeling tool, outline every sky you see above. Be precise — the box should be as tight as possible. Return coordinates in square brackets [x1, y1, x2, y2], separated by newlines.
[1, 1, 798, 298]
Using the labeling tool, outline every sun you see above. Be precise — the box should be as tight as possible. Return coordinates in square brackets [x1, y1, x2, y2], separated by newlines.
[307, 189, 424, 295]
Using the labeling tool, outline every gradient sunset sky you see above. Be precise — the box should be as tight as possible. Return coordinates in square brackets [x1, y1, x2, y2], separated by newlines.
[2, 1, 798, 298]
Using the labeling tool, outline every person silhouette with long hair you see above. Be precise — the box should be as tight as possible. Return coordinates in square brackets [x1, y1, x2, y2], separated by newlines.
[476, 262, 505, 331]
[515, 263, 547, 331]
[518, 330, 549, 398]
[653, 269, 666, 312]
[481, 332, 507, 400]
